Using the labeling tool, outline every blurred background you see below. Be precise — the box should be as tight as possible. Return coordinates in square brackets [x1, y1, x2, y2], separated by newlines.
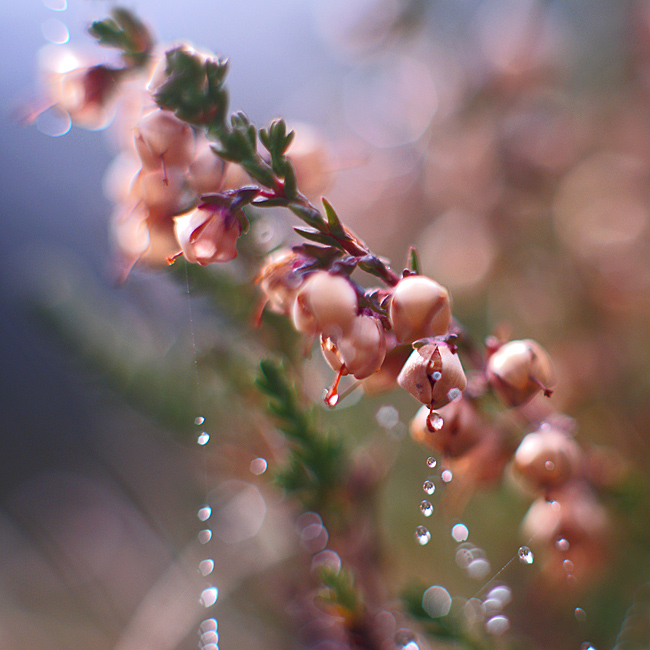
[4, 0, 650, 649]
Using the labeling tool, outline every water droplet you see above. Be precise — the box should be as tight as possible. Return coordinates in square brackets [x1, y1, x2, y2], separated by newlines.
[43, 0, 67, 10]
[199, 618, 218, 633]
[300, 522, 329, 553]
[423, 480, 435, 495]
[581, 643, 596, 650]
[197, 432, 210, 445]
[575, 607, 587, 622]
[455, 547, 473, 569]
[198, 506, 212, 521]
[441, 469, 453, 483]
[451, 523, 469, 542]
[198, 529, 212, 544]
[447, 387, 462, 402]
[250, 457, 268, 475]
[394, 629, 418, 649]
[201, 643, 218, 650]
[483, 598, 503, 617]
[195, 416, 205, 425]
[487, 585, 512, 607]
[563, 559, 574, 573]
[467, 557, 491, 580]
[200, 631, 219, 646]
[415, 525, 431, 545]
[545, 460, 555, 471]
[556, 538, 570, 552]
[376, 405, 400, 429]
[422, 585, 452, 617]
[549, 499, 561, 511]
[485, 615, 510, 636]
[199, 587, 218, 607]
[311, 549, 342, 573]
[326, 392, 339, 407]
[518, 546, 534, 564]
[464, 598, 486, 625]
[426, 457, 437, 468]
[41, 18, 69, 44]
[420, 500, 433, 517]
[427, 411, 444, 431]
[199, 559, 215, 576]
[431, 371, 442, 381]
[36, 105, 72, 137]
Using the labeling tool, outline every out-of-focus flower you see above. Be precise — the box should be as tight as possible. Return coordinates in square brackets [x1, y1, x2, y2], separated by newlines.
[256, 249, 308, 316]
[174, 204, 242, 265]
[285, 123, 333, 199]
[389, 275, 451, 344]
[134, 108, 196, 169]
[487, 339, 554, 407]
[398, 340, 466, 409]
[187, 136, 227, 194]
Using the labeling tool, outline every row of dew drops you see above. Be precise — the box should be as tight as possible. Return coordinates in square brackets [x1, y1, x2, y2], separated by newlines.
[408, 422, 594, 647]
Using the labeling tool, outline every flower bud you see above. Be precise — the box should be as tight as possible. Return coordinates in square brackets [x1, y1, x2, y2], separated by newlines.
[513, 425, 582, 492]
[187, 136, 227, 195]
[409, 398, 484, 458]
[397, 341, 467, 409]
[291, 271, 358, 336]
[132, 167, 192, 215]
[487, 339, 555, 407]
[321, 315, 386, 380]
[256, 249, 306, 316]
[173, 205, 241, 265]
[134, 108, 195, 170]
[389, 275, 451, 344]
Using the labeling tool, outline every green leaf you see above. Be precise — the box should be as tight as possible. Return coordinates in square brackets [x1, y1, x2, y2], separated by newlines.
[294, 227, 342, 248]
[322, 198, 346, 238]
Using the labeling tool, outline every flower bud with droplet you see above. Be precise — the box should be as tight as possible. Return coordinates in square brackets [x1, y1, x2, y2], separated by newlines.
[513, 426, 582, 492]
[291, 271, 358, 336]
[256, 249, 307, 316]
[487, 339, 555, 407]
[134, 108, 195, 170]
[320, 314, 386, 380]
[397, 340, 467, 409]
[173, 204, 241, 265]
[389, 275, 451, 344]
[409, 397, 484, 458]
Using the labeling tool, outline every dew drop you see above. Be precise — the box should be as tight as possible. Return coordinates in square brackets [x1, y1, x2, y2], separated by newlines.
[431, 371, 442, 381]
[200, 631, 219, 646]
[447, 387, 462, 402]
[563, 559, 574, 573]
[581, 643, 596, 650]
[483, 598, 503, 617]
[250, 457, 268, 475]
[198, 506, 212, 521]
[467, 557, 491, 580]
[575, 607, 587, 622]
[427, 411, 444, 431]
[415, 525, 431, 545]
[567, 574, 578, 587]
[36, 105, 72, 137]
[420, 500, 433, 517]
[197, 432, 210, 445]
[201, 644, 218, 650]
[422, 480, 435, 495]
[422, 585, 452, 617]
[326, 392, 339, 407]
[485, 615, 510, 636]
[195, 416, 205, 425]
[549, 499, 561, 511]
[441, 469, 453, 483]
[41, 18, 69, 44]
[199, 559, 215, 576]
[199, 619, 218, 633]
[455, 547, 473, 569]
[199, 587, 218, 607]
[426, 457, 437, 468]
[451, 523, 469, 542]
[545, 460, 555, 471]
[198, 529, 212, 544]
[487, 585, 512, 607]
[556, 537, 570, 552]
[518, 546, 534, 564]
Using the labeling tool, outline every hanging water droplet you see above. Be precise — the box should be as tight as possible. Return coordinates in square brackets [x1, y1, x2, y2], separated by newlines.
[415, 525, 431, 545]
[200, 631, 219, 646]
[422, 585, 452, 617]
[451, 523, 469, 542]
[195, 416, 205, 425]
[518, 546, 534, 564]
[545, 460, 555, 471]
[197, 432, 210, 445]
[36, 105, 72, 137]
[198, 506, 212, 521]
[41, 18, 69, 44]
[563, 559, 574, 573]
[250, 457, 268, 475]
[199, 618, 218, 633]
[422, 480, 435, 495]
[556, 537, 570, 552]
[198, 529, 212, 544]
[431, 371, 442, 381]
[420, 500, 433, 517]
[567, 574, 578, 586]
[487, 585, 512, 607]
[485, 615, 510, 636]
[455, 547, 473, 569]
[581, 643, 596, 650]
[575, 607, 587, 622]
[199, 559, 215, 576]
[326, 392, 339, 407]
[427, 411, 444, 431]
[467, 557, 491, 580]
[199, 587, 218, 607]
[441, 469, 453, 483]
[426, 457, 437, 468]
